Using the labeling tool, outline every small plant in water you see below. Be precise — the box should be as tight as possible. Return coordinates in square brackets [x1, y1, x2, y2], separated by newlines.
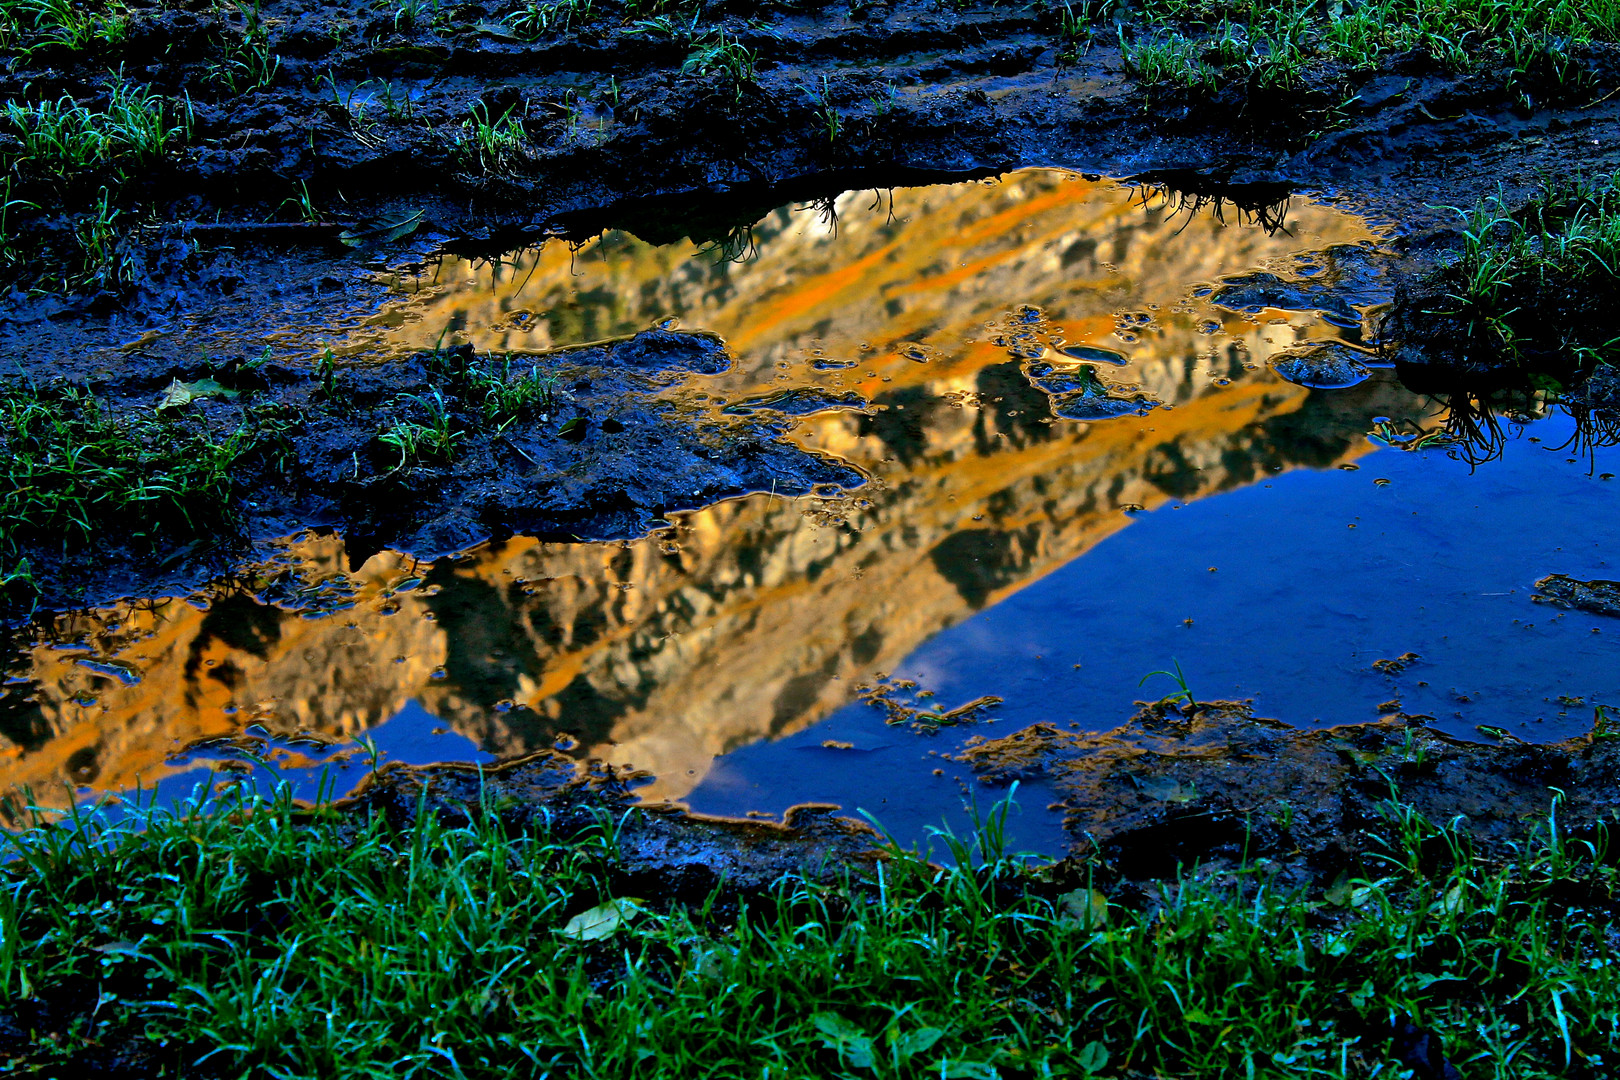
[1140, 658, 1199, 714]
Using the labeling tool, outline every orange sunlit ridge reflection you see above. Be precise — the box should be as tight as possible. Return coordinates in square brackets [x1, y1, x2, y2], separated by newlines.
[1, 170, 1427, 810]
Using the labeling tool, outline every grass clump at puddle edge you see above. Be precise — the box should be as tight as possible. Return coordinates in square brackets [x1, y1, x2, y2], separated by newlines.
[3, 784, 1617, 1078]
[1403, 172, 1620, 382]
[0, 380, 285, 609]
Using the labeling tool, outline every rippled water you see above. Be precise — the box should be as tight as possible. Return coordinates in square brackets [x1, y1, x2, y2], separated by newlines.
[5, 170, 1616, 853]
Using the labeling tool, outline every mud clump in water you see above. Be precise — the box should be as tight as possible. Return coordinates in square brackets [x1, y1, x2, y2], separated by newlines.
[1532, 574, 1620, 619]
[958, 702, 1620, 888]
[339, 752, 880, 902]
[1270, 343, 1374, 390]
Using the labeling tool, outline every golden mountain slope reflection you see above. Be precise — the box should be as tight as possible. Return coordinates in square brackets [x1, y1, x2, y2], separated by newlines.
[353, 170, 1381, 397]
[0, 175, 1424, 811]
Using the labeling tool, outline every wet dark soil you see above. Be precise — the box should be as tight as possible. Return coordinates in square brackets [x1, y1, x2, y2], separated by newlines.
[959, 700, 1620, 892]
[4, 330, 863, 613]
[6, 0, 1620, 343]
[6, 0, 1620, 610]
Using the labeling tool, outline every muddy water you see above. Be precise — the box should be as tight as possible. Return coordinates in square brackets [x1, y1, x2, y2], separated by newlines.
[5, 171, 1618, 853]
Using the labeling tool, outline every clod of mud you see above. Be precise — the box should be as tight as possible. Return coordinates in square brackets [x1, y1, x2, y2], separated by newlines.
[328, 751, 879, 902]
[1213, 268, 1364, 329]
[957, 702, 1620, 888]
[1023, 361, 1160, 420]
[1532, 574, 1620, 619]
[1270, 343, 1374, 390]
[723, 388, 871, 417]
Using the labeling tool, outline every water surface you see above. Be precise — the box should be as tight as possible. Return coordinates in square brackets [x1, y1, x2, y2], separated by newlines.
[5, 170, 1614, 853]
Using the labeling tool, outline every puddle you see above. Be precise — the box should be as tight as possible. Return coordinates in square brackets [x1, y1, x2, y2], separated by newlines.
[5, 170, 1617, 854]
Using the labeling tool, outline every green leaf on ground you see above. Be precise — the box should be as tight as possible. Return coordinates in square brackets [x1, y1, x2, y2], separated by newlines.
[156, 377, 238, 411]
[560, 899, 638, 941]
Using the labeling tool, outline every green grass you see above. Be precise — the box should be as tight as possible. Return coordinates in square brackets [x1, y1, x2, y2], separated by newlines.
[0, 0, 128, 57]
[454, 101, 529, 172]
[0, 75, 191, 290]
[683, 30, 760, 103]
[376, 349, 562, 471]
[206, 0, 282, 94]
[0, 380, 284, 606]
[3, 781, 1618, 1078]
[1421, 173, 1620, 375]
[2, 78, 189, 180]
[378, 389, 464, 471]
[1099, 0, 1619, 106]
[505, 0, 594, 38]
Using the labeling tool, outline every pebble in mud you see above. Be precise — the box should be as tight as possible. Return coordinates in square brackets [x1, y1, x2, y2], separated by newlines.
[1269, 343, 1373, 389]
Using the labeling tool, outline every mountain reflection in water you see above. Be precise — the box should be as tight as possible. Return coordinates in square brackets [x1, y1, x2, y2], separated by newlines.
[2, 170, 1416, 812]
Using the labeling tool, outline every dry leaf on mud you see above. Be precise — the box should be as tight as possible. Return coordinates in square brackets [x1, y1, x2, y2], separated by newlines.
[339, 208, 427, 247]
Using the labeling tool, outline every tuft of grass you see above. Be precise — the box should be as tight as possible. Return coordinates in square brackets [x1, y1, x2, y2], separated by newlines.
[0, 177, 38, 275]
[1140, 657, 1200, 713]
[378, 388, 463, 471]
[1422, 173, 1620, 374]
[0, 0, 128, 56]
[0, 381, 274, 600]
[505, 0, 594, 38]
[206, 0, 282, 94]
[1111, 0, 1619, 110]
[474, 358, 559, 430]
[393, 0, 440, 31]
[3, 77, 190, 180]
[0, 73, 190, 292]
[682, 30, 759, 103]
[625, 8, 701, 42]
[800, 75, 842, 146]
[455, 101, 528, 172]
[2, 782, 1619, 1078]
[1120, 28, 1218, 93]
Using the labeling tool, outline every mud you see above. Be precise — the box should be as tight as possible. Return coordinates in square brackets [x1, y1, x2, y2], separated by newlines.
[1533, 574, 1620, 620]
[4, 0, 1620, 348]
[958, 701, 1620, 889]
[5, 0, 1620, 890]
[338, 751, 883, 900]
[4, 329, 862, 612]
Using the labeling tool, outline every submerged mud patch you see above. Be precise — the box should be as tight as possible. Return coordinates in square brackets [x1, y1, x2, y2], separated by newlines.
[1270, 342, 1374, 389]
[1533, 575, 1620, 620]
[960, 702, 1620, 882]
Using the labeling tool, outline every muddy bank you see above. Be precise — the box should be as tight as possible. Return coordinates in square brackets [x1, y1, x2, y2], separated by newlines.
[960, 701, 1620, 889]
[0, 329, 861, 614]
[4, 0, 1620, 318]
[337, 751, 885, 901]
[221, 695, 1620, 901]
